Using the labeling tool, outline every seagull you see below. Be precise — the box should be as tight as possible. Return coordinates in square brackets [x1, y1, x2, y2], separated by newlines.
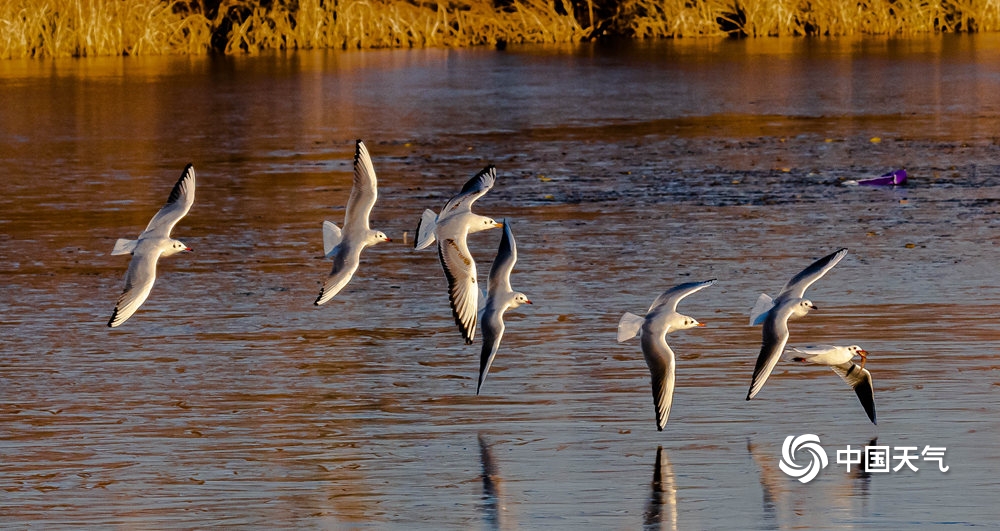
[477, 221, 532, 395]
[108, 164, 196, 328]
[746, 248, 848, 400]
[314, 140, 391, 306]
[415, 165, 502, 344]
[618, 279, 716, 431]
[784, 345, 876, 424]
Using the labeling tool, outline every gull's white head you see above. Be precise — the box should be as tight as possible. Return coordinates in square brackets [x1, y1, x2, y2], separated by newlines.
[164, 239, 193, 257]
[791, 299, 817, 319]
[471, 216, 503, 234]
[846, 344, 868, 358]
[670, 313, 705, 331]
[371, 231, 391, 244]
[511, 292, 532, 308]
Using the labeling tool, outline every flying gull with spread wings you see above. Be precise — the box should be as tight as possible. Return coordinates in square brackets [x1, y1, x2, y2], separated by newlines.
[314, 140, 390, 306]
[477, 221, 532, 394]
[415, 165, 502, 344]
[618, 279, 716, 430]
[108, 164, 196, 327]
[746, 248, 848, 400]
[784, 344, 876, 424]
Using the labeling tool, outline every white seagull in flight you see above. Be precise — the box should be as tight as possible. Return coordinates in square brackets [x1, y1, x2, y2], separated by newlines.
[108, 164, 195, 327]
[314, 140, 390, 306]
[477, 221, 532, 395]
[784, 344, 876, 424]
[618, 279, 716, 431]
[415, 165, 502, 344]
[746, 248, 848, 400]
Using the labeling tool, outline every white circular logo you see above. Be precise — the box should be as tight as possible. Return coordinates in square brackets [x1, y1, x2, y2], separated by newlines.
[779, 434, 828, 483]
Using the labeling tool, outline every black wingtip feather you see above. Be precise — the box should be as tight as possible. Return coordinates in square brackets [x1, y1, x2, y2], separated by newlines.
[353, 139, 365, 163]
[166, 164, 195, 206]
[460, 165, 496, 195]
[314, 285, 329, 305]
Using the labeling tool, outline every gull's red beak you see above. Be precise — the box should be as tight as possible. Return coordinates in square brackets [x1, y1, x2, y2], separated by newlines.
[184, 247, 193, 252]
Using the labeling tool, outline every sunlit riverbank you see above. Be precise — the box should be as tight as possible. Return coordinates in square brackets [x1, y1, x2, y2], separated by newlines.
[3, 0, 1000, 59]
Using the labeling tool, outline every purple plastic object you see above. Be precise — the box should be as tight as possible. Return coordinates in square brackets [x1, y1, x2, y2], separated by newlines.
[858, 169, 907, 186]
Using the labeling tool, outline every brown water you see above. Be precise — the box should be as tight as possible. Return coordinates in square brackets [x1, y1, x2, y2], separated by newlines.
[2, 35, 1000, 527]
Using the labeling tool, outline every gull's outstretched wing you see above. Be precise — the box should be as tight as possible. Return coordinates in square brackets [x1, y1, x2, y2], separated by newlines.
[478, 308, 505, 394]
[647, 279, 718, 314]
[439, 235, 479, 344]
[314, 246, 362, 306]
[486, 221, 516, 298]
[746, 306, 792, 400]
[440, 165, 496, 217]
[645, 340, 676, 431]
[344, 140, 378, 232]
[832, 362, 877, 425]
[108, 249, 160, 327]
[777, 248, 847, 300]
[142, 164, 196, 238]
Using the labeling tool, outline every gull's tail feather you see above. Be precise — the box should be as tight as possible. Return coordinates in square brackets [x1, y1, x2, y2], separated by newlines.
[617, 312, 645, 343]
[322, 221, 342, 257]
[414, 209, 437, 250]
[749, 293, 774, 326]
[111, 238, 138, 256]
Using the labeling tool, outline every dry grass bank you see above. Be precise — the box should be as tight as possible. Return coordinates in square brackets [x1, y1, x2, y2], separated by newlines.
[221, 0, 586, 54]
[0, 0, 585, 58]
[611, 0, 1000, 37]
[0, 0, 211, 58]
[1, 0, 999, 58]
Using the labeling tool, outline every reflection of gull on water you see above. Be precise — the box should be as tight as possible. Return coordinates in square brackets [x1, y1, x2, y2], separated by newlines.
[783, 345, 877, 425]
[643, 446, 677, 531]
[618, 279, 716, 430]
[850, 437, 877, 505]
[746, 438, 795, 526]
[478, 434, 508, 531]
[746, 248, 848, 400]
[108, 164, 195, 328]
[747, 436, 875, 527]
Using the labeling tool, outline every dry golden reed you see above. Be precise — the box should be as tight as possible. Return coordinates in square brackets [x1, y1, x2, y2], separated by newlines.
[2, 0, 1000, 59]
[1, 0, 211, 59]
[613, 0, 1000, 37]
[224, 0, 587, 54]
